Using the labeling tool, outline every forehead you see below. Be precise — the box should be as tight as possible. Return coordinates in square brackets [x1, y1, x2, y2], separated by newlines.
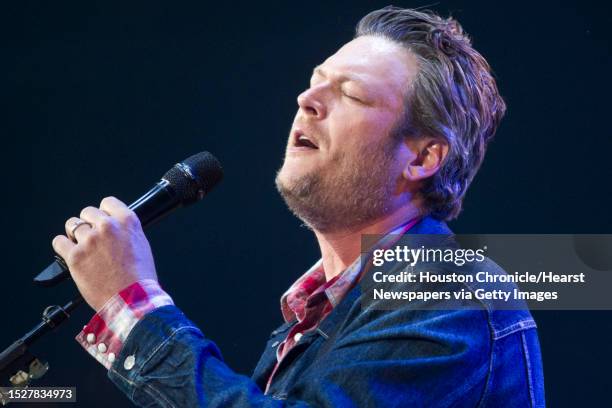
[319, 35, 418, 100]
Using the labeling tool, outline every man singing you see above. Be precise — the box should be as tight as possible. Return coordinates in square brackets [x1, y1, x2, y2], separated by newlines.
[52, 6, 545, 407]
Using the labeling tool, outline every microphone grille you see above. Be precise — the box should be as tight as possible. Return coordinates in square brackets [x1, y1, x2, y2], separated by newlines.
[163, 151, 223, 204]
[184, 151, 223, 193]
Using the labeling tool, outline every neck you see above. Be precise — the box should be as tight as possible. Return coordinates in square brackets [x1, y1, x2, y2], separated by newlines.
[313, 204, 422, 281]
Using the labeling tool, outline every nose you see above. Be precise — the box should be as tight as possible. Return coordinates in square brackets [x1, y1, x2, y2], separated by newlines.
[297, 87, 327, 120]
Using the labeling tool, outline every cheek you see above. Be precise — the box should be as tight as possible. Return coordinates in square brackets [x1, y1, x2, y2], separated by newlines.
[328, 108, 398, 153]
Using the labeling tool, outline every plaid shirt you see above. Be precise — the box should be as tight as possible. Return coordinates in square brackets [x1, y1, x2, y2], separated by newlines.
[76, 280, 173, 369]
[76, 217, 419, 381]
[267, 217, 420, 391]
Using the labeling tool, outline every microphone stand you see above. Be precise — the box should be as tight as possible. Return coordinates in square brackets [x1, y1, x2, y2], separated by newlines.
[0, 291, 83, 390]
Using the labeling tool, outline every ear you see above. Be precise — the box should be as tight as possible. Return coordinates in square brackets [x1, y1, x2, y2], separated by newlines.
[402, 137, 449, 182]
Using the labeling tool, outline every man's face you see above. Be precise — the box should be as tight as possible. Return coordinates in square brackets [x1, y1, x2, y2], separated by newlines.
[276, 35, 419, 232]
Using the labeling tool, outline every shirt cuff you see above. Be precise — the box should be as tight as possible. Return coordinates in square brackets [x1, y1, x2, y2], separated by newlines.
[75, 279, 174, 369]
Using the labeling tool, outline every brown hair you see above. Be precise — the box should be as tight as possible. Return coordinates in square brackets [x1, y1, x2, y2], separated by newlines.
[356, 6, 506, 220]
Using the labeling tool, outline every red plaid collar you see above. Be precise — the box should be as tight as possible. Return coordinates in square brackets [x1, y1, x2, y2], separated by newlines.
[280, 217, 420, 323]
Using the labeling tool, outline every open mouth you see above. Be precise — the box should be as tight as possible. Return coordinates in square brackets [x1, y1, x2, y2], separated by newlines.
[293, 131, 319, 150]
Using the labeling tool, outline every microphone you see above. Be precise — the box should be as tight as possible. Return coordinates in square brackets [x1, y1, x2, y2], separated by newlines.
[33, 151, 223, 287]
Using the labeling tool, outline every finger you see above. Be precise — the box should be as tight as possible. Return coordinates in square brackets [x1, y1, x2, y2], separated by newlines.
[64, 217, 93, 242]
[52, 235, 76, 259]
[100, 196, 138, 226]
[99, 196, 131, 218]
[80, 206, 109, 226]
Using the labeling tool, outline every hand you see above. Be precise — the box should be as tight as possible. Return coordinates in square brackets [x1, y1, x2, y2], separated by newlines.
[52, 196, 158, 312]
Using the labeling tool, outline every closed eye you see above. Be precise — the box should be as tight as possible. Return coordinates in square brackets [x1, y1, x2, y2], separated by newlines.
[342, 91, 363, 103]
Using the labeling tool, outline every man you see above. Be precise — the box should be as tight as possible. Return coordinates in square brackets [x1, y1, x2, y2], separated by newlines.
[52, 6, 545, 407]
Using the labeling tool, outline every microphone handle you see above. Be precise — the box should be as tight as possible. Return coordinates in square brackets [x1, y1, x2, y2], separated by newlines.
[33, 180, 180, 287]
[129, 179, 180, 226]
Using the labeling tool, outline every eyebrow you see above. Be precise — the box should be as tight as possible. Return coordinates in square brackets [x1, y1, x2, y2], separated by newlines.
[312, 65, 367, 86]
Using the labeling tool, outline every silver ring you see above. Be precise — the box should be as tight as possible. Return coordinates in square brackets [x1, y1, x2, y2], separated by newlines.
[70, 219, 93, 241]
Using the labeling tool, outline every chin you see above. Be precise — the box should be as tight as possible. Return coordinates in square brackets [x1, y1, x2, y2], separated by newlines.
[275, 164, 295, 190]
[278, 160, 313, 185]
[275, 163, 317, 201]
[276, 168, 300, 193]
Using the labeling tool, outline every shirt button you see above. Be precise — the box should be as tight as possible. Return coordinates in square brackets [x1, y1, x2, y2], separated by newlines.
[124, 355, 136, 370]
[86, 333, 96, 344]
[108, 353, 116, 363]
[97, 343, 107, 353]
[293, 332, 303, 342]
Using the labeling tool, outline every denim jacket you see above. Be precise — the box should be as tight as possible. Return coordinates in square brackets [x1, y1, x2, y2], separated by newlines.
[106, 217, 546, 407]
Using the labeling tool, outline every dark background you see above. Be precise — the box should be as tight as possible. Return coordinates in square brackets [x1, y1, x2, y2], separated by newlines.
[2, 0, 611, 406]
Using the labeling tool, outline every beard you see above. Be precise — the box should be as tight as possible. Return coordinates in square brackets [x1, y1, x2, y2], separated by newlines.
[275, 131, 403, 234]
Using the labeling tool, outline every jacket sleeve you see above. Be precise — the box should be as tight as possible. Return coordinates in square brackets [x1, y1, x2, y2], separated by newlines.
[106, 303, 495, 407]
[107, 305, 306, 407]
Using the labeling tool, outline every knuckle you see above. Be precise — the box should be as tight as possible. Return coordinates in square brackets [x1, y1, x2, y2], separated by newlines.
[97, 217, 114, 233]
[121, 210, 140, 227]
[100, 196, 117, 206]
[79, 232, 95, 248]
[64, 217, 77, 228]
[67, 247, 84, 265]
[51, 235, 63, 248]
[79, 206, 96, 218]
